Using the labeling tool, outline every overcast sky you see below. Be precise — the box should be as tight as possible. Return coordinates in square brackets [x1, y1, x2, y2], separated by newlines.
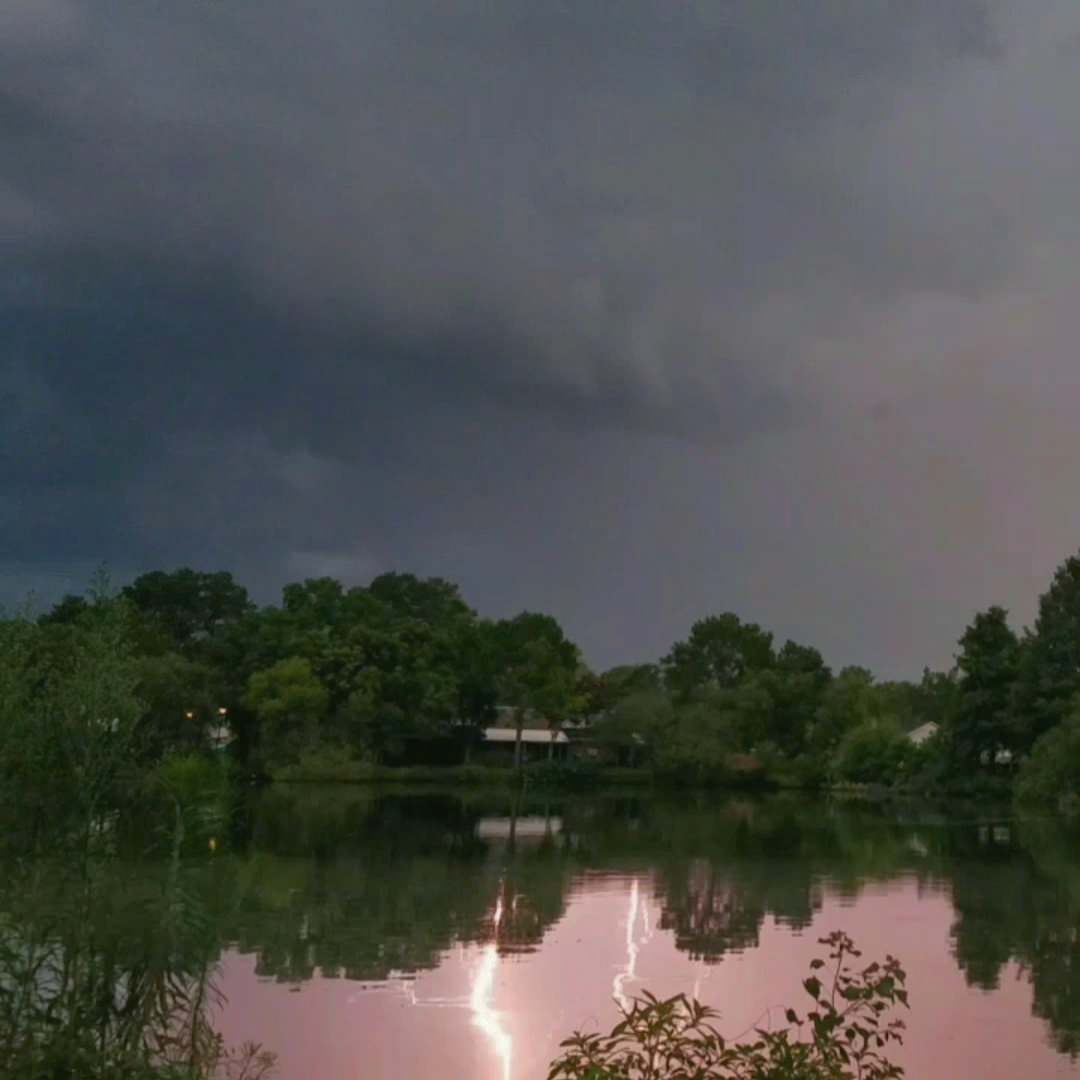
[5, 0, 1080, 676]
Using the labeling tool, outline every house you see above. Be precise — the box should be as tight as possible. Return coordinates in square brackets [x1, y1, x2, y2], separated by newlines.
[907, 721, 939, 746]
[476, 706, 572, 763]
[480, 725, 569, 762]
[207, 723, 235, 752]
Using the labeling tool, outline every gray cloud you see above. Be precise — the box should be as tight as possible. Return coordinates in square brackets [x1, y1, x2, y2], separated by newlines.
[5, 0, 1080, 675]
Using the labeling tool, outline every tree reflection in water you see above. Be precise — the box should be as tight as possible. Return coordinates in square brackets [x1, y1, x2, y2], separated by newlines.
[4, 786, 1080, 1073]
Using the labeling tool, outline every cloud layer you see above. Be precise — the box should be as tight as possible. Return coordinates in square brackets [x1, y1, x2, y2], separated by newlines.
[5, 0, 1080, 675]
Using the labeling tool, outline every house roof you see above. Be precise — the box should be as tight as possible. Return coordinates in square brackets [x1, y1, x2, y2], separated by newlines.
[483, 727, 569, 744]
[907, 721, 939, 745]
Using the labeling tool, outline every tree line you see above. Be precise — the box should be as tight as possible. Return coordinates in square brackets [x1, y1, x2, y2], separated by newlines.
[9, 547, 1080, 801]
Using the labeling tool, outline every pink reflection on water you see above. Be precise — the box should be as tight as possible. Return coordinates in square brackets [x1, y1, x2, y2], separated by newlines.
[216, 875, 1080, 1080]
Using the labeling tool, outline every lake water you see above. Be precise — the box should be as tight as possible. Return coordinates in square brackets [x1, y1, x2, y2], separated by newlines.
[8, 786, 1079, 1078]
[202, 786, 1080, 1079]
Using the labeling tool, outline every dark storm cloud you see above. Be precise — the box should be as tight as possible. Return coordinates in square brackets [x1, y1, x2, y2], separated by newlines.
[5, 0, 1080, 675]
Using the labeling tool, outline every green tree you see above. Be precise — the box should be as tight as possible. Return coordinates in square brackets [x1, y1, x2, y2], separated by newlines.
[368, 571, 473, 627]
[809, 667, 878, 760]
[281, 576, 347, 626]
[243, 657, 328, 768]
[1016, 553, 1080, 752]
[1015, 703, 1080, 808]
[833, 719, 914, 785]
[663, 613, 775, 700]
[654, 698, 739, 781]
[38, 593, 91, 625]
[122, 568, 253, 652]
[581, 664, 664, 718]
[760, 641, 833, 755]
[589, 689, 673, 766]
[0, 591, 145, 844]
[135, 652, 225, 758]
[492, 613, 580, 768]
[947, 606, 1020, 772]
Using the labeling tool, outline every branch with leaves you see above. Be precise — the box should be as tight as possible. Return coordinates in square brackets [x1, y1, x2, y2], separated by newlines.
[548, 932, 907, 1080]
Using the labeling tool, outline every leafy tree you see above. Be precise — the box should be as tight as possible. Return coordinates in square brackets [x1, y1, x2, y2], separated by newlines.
[243, 657, 328, 767]
[1016, 552, 1080, 752]
[38, 593, 90, 625]
[368, 572, 473, 627]
[760, 641, 833, 754]
[833, 719, 914, 785]
[281, 576, 347, 626]
[492, 613, 580, 768]
[581, 664, 664, 718]
[1015, 702, 1080, 808]
[0, 592, 145, 843]
[913, 667, 960, 729]
[809, 667, 878, 760]
[590, 689, 674, 766]
[653, 698, 739, 781]
[946, 606, 1020, 772]
[135, 652, 225, 758]
[663, 613, 775, 699]
[122, 568, 253, 652]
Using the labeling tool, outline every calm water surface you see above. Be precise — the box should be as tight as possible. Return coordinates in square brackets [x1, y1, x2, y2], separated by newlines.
[201, 787, 1080, 1080]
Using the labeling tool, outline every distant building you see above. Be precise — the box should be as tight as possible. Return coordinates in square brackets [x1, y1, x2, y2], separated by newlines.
[907, 721, 939, 746]
[477, 708, 570, 763]
[482, 727, 569, 746]
[207, 724, 235, 752]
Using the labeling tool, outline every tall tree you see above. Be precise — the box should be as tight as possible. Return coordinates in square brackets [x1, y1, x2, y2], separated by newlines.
[764, 641, 833, 754]
[367, 573, 473, 627]
[122, 569, 252, 652]
[135, 652, 224, 758]
[948, 606, 1020, 771]
[1016, 553, 1080, 751]
[663, 613, 775, 699]
[243, 657, 328, 768]
[492, 613, 580, 769]
[809, 666, 878, 759]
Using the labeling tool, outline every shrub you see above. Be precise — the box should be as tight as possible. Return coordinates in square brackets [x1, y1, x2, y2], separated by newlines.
[832, 722, 914, 786]
[548, 931, 907, 1080]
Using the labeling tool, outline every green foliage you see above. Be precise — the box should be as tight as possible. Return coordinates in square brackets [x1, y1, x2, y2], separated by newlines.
[663, 613, 775, 699]
[29, 548, 1080, 799]
[832, 721, 915, 786]
[491, 612, 581, 766]
[137, 652, 225, 757]
[0, 593, 146, 843]
[809, 668, 878, 759]
[243, 657, 328, 767]
[1014, 553, 1080, 753]
[122, 568, 253, 654]
[590, 690, 673, 765]
[653, 698, 739, 783]
[1015, 704, 1080, 809]
[548, 932, 907, 1080]
[946, 606, 1020, 772]
[524, 758, 605, 790]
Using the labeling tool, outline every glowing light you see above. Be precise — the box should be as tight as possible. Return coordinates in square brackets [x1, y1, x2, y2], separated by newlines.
[470, 896, 512, 1080]
[613, 878, 653, 1010]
